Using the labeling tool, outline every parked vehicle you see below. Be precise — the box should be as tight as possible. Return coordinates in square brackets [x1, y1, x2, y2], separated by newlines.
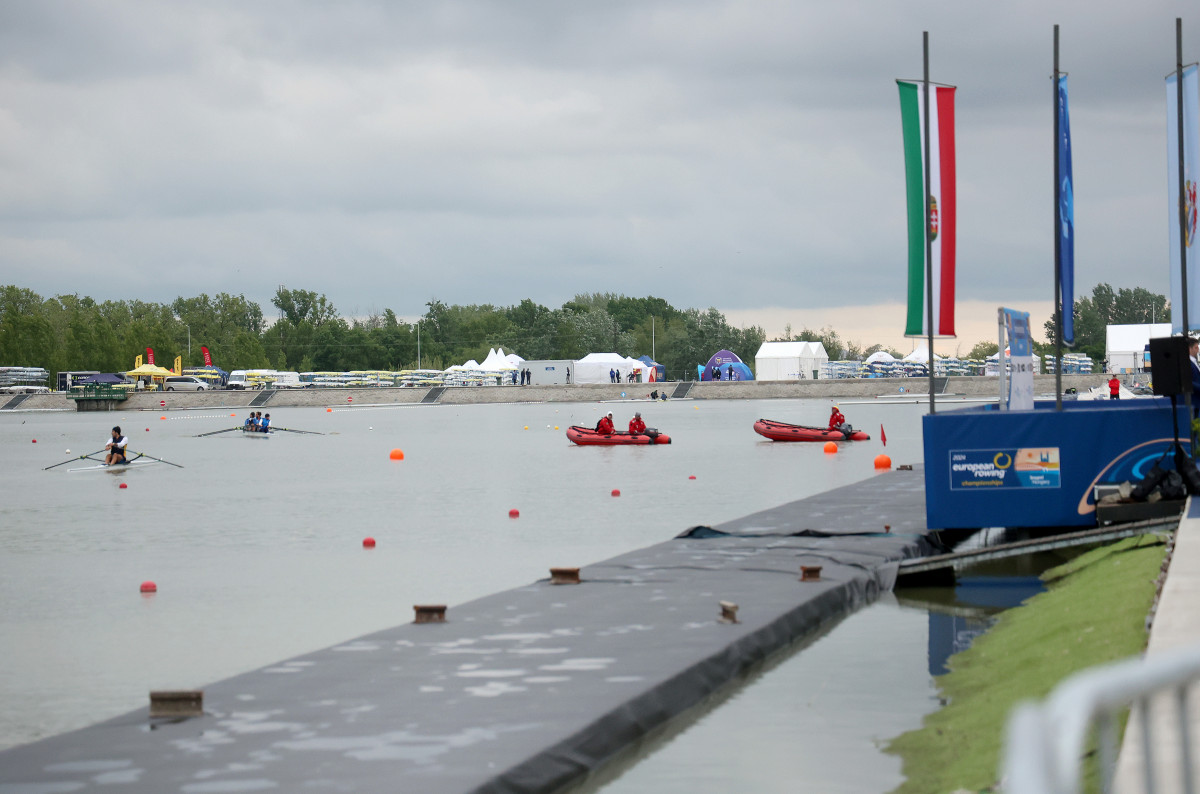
[271, 372, 303, 389]
[163, 376, 208, 392]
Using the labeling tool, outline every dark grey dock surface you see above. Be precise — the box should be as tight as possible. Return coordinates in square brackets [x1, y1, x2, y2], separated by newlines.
[0, 468, 937, 793]
[247, 389, 276, 407]
[1, 393, 31, 410]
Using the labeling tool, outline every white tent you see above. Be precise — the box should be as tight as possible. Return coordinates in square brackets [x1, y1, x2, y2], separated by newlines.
[754, 341, 829, 381]
[902, 346, 947, 364]
[574, 353, 643, 384]
[864, 351, 896, 364]
[479, 348, 517, 371]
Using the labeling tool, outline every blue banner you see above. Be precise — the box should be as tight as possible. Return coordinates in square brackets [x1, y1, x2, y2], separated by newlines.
[1058, 75, 1075, 345]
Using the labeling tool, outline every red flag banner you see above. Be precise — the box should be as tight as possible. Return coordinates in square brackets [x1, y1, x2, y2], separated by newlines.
[146, 347, 155, 365]
[201, 346, 212, 367]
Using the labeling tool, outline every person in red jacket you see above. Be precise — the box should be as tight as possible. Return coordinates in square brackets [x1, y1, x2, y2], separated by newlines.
[1108, 376, 1121, 400]
[829, 406, 846, 430]
[596, 411, 615, 434]
[629, 412, 646, 434]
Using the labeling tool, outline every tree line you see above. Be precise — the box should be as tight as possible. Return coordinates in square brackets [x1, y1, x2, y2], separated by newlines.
[0, 286, 773, 381]
[1, 282, 1165, 382]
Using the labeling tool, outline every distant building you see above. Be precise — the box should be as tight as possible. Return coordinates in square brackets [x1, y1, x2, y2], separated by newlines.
[1105, 323, 1171, 374]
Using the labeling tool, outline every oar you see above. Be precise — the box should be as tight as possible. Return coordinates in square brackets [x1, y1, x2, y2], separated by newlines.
[126, 451, 185, 468]
[271, 427, 324, 435]
[194, 427, 242, 438]
[43, 449, 108, 471]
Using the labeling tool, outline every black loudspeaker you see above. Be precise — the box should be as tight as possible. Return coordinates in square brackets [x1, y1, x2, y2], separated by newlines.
[1150, 336, 1191, 396]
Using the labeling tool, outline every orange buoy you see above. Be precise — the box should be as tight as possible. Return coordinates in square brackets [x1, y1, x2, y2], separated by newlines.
[363, 537, 376, 548]
[509, 509, 520, 518]
[611, 489, 621, 497]
[389, 449, 405, 460]
[874, 454, 892, 470]
[119, 483, 128, 489]
[327, 408, 333, 412]
[823, 441, 838, 454]
[140, 581, 157, 593]
[160, 416, 166, 420]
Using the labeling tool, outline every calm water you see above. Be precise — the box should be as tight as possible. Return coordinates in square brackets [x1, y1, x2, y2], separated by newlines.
[0, 395, 1012, 791]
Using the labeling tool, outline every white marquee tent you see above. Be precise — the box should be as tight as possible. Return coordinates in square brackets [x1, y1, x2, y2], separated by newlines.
[573, 353, 648, 384]
[754, 341, 829, 381]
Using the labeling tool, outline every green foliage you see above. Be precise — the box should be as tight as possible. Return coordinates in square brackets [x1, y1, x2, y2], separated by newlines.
[887, 537, 1165, 794]
[1045, 283, 1170, 364]
[966, 340, 1000, 359]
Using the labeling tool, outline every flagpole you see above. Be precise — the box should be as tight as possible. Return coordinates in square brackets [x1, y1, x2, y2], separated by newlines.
[1177, 18, 1190, 338]
[1054, 25, 1063, 410]
[924, 31, 936, 414]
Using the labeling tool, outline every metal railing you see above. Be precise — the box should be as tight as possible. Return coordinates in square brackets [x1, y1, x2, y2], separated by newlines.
[1002, 642, 1200, 793]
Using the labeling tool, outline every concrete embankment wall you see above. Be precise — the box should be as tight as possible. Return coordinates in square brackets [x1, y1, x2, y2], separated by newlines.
[7, 374, 1108, 413]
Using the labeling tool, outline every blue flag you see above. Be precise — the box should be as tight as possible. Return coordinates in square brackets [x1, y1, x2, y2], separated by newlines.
[1057, 75, 1074, 345]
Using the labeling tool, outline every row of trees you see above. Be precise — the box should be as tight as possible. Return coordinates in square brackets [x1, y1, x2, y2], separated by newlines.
[0, 286, 773, 381]
[0, 282, 1169, 382]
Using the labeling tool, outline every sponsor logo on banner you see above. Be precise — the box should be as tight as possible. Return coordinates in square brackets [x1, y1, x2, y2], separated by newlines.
[201, 346, 213, 367]
[950, 447, 1061, 490]
[146, 347, 155, 366]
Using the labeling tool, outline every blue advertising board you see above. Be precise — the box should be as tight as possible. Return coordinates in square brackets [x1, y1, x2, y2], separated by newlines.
[924, 398, 1188, 529]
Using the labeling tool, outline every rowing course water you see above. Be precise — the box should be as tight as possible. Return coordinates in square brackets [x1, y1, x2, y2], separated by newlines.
[0, 397, 937, 789]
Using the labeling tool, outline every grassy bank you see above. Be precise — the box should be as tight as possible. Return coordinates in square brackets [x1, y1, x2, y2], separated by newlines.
[886, 536, 1169, 794]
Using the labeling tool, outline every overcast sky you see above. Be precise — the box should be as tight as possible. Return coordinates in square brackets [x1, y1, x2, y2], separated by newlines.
[0, 1, 1194, 348]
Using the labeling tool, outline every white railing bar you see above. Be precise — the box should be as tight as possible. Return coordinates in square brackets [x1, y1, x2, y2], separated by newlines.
[1004, 643, 1200, 793]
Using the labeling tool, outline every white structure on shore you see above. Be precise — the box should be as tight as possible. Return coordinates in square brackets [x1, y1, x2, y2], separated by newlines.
[754, 342, 829, 381]
[1105, 323, 1170, 374]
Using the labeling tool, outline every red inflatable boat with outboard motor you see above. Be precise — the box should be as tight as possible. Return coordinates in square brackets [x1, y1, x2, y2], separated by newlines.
[566, 426, 672, 445]
[753, 418, 871, 442]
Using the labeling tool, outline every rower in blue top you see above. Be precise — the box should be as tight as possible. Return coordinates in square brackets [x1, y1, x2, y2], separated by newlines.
[260, 413, 271, 432]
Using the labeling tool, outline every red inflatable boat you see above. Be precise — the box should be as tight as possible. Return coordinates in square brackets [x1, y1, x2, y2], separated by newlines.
[753, 418, 871, 442]
[566, 426, 672, 445]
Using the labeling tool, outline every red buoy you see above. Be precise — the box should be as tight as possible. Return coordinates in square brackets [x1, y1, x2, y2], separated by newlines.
[509, 509, 520, 518]
[611, 489, 621, 497]
[688, 475, 696, 480]
[119, 483, 128, 489]
[140, 581, 157, 593]
[363, 537, 376, 548]
[31, 439, 36, 443]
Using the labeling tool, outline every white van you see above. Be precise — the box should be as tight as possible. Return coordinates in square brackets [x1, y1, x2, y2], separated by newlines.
[226, 371, 248, 390]
[272, 371, 303, 389]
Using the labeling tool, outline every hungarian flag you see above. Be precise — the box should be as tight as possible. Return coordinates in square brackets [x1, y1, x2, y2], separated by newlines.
[897, 80, 957, 338]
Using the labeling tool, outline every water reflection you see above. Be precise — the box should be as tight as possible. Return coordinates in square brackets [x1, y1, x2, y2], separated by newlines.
[587, 551, 1075, 794]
